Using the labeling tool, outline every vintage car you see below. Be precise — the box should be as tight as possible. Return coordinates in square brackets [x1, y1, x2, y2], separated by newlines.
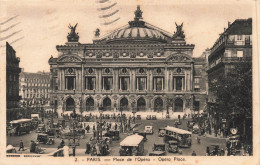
[136, 115, 141, 120]
[103, 130, 120, 141]
[226, 135, 242, 155]
[187, 121, 195, 129]
[207, 145, 220, 156]
[167, 140, 179, 153]
[176, 119, 182, 125]
[192, 124, 200, 134]
[6, 145, 16, 153]
[119, 134, 144, 156]
[36, 124, 46, 133]
[149, 143, 166, 156]
[37, 133, 54, 145]
[146, 115, 151, 120]
[152, 115, 157, 120]
[46, 128, 61, 138]
[144, 126, 153, 134]
[158, 128, 166, 137]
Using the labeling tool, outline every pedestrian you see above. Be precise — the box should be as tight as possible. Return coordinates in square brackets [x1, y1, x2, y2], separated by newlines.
[191, 151, 197, 156]
[18, 140, 24, 151]
[85, 142, 91, 154]
[93, 124, 96, 131]
[115, 123, 118, 130]
[86, 125, 90, 133]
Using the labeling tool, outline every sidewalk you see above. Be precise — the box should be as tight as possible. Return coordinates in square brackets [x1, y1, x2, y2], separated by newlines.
[202, 133, 227, 140]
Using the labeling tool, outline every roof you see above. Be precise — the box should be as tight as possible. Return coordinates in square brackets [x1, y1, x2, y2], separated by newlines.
[120, 134, 144, 146]
[10, 119, 32, 124]
[165, 126, 192, 135]
[225, 18, 252, 35]
[95, 6, 173, 44]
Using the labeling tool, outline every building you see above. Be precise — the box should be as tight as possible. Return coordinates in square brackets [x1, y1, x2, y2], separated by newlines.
[6, 42, 21, 121]
[49, 6, 207, 118]
[19, 70, 51, 111]
[207, 18, 252, 139]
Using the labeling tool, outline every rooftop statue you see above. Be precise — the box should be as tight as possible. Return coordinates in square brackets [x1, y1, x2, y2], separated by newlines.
[173, 23, 185, 40]
[67, 23, 79, 42]
[95, 28, 100, 38]
[134, 5, 143, 21]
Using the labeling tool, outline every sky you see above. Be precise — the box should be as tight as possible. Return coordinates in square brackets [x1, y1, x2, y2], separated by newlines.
[0, 0, 253, 73]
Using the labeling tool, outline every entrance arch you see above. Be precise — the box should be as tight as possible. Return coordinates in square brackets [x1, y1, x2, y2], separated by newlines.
[66, 97, 75, 111]
[154, 97, 163, 112]
[137, 97, 146, 112]
[86, 97, 94, 111]
[120, 97, 128, 111]
[103, 97, 111, 111]
[174, 98, 183, 112]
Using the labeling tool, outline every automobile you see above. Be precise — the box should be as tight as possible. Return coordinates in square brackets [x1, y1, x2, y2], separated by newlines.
[158, 128, 166, 137]
[146, 115, 151, 120]
[226, 135, 241, 155]
[6, 145, 16, 153]
[192, 124, 200, 134]
[136, 115, 141, 120]
[187, 121, 195, 129]
[144, 126, 153, 134]
[37, 133, 54, 145]
[152, 115, 157, 120]
[149, 143, 166, 156]
[167, 140, 179, 153]
[46, 128, 61, 138]
[103, 130, 120, 140]
[207, 145, 220, 156]
[36, 124, 46, 133]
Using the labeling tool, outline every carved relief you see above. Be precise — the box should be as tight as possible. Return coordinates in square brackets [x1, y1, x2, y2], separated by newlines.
[65, 68, 76, 74]
[96, 52, 102, 58]
[167, 54, 192, 62]
[58, 56, 82, 62]
[130, 52, 136, 58]
[113, 52, 119, 58]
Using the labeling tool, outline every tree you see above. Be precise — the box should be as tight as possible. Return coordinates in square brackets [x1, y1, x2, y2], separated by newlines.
[211, 61, 252, 139]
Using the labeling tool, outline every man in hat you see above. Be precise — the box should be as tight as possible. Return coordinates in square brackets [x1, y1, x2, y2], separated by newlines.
[18, 140, 24, 151]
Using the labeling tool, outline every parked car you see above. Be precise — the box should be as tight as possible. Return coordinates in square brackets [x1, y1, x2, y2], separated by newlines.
[152, 115, 157, 120]
[144, 126, 153, 134]
[167, 140, 179, 153]
[149, 143, 166, 156]
[158, 128, 166, 137]
[146, 115, 151, 120]
[192, 124, 200, 134]
[37, 133, 54, 145]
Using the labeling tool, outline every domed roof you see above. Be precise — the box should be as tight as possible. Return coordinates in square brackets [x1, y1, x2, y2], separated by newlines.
[96, 6, 172, 44]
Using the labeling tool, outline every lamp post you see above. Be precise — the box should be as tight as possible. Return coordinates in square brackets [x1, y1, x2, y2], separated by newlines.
[98, 106, 103, 140]
[50, 101, 54, 127]
[131, 101, 136, 124]
[69, 109, 80, 156]
[120, 107, 123, 133]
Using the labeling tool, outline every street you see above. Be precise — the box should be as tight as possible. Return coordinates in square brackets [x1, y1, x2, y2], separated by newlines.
[7, 118, 226, 156]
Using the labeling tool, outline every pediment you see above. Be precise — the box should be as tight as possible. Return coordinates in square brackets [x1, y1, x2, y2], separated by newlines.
[57, 54, 82, 63]
[166, 53, 193, 62]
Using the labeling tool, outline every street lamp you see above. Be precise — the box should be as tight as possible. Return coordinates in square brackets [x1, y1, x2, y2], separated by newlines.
[69, 108, 80, 156]
[131, 101, 136, 124]
[98, 105, 103, 140]
[50, 101, 55, 127]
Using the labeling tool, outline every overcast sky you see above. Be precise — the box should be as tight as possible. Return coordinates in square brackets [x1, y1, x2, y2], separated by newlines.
[0, 0, 253, 73]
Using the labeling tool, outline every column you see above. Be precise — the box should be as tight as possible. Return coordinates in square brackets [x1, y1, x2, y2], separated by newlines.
[133, 70, 136, 91]
[59, 70, 62, 91]
[81, 65, 84, 92]
[149, 70, 153, 91]
[113, 69, 116, 91]
[184, 70, 187, 91]
[169, 72, 173, 91]
[65, 77, 68, 90]
[165, 68, 168, 92]
[73, 77, 76, 90]
[182, 77, 184, 91]
[119, 77, 122, 90]
[147, 69, 150, 91]
[191, 64, 194, 91]
[99, 69, 102, 92]
[130, 70, 133, 91]
[95, 69, 99, 90]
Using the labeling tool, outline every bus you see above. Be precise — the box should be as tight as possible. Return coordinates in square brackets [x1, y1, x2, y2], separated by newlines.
[164, 126, 192, 148]
[9, 119, 32, 136]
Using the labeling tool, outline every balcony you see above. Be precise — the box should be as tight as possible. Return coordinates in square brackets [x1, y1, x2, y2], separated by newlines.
[222, 57, 252, 62]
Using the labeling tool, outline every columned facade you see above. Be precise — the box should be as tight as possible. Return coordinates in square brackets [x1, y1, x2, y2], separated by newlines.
[49, 6, 207, 118]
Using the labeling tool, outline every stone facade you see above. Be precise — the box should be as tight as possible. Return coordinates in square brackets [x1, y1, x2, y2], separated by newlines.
[19, 71, 51, 109]
[6, 42, 21, 121]
[49, 6, 207, 118]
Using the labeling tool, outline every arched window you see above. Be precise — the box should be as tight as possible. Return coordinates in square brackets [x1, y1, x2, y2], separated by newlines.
[120, 97, 128, 111]
[66, 97, 75, 111]
[137, 97, 146, 111]
[174, 98, 183, 112]
[154, 97, 163, 112]
[103, 97, 111, 111]
[86, 98, 94, 111]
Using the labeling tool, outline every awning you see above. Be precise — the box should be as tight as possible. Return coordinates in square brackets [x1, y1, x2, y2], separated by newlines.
[10, 118, 32, 124]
